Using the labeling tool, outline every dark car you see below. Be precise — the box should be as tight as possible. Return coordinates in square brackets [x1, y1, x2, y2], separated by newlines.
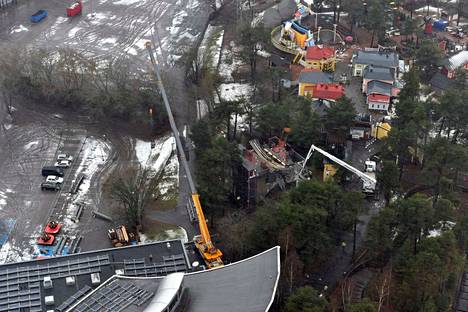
[41, 182, 61, 191]
[42, 166, 64, 177]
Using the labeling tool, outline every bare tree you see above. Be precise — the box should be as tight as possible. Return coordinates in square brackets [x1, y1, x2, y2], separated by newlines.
[110, 166, 163, 230]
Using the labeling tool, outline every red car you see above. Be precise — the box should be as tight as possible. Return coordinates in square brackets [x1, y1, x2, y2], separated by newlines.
[67, 1, 82, 17]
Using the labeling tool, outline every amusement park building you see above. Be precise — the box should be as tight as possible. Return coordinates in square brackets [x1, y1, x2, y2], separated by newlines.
[304, 46, 336, 72]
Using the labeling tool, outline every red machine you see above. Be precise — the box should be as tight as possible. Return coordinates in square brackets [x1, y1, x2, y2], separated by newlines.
[44, 221, 62, 234]
[37, 233, 55, 246]
[67, 1, 82, 17]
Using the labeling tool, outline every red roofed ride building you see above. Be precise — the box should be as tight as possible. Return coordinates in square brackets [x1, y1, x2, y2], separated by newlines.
[303, 45, 336, 72]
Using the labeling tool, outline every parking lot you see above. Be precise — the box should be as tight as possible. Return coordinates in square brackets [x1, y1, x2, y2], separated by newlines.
[0, 105, 116, 262]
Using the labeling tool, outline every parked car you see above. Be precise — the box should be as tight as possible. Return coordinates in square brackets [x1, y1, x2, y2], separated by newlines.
[30, 10, 48, 23]
[66, 1, 82, 17]
[41, 182, 61, 191]
[57, 154, 73, 162]
[42, 166, 64, 177]
[55, 160, 71, 168]
[46, 175, 64, 184]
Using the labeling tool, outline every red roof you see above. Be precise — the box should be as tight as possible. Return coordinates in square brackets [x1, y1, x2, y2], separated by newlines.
[305, 46, 335, 61]
[368, 94, 390, 103]
[313, 83, 344, 100]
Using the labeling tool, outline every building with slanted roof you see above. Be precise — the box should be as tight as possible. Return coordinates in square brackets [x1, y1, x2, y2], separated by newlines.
[362, 66, 395, 93]
[303, 45, 336, 72]
[312, 83, 344, 101]
[352, 50, 399, 77]
[68, 247, 280, 312]
[367, 94, 391, 112]
[429, 72, 457, 93]
[0, 240, 281, 312]
[298, 69, 332, 96]
[366, 80, 394, 112]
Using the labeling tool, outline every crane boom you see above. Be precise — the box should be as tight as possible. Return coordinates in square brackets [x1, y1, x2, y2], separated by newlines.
[146, 42, 223, 268]
[299, 144, 377, 187]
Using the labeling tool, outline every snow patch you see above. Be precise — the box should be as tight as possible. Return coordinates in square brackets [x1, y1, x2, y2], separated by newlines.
[140, 227, 188, 244]
[73, 138, 111, 203]
[135, 136, 179, 197]
[219, 41, 244, 82]
[428, 221, 456, 238]
[114, 0, 140, 4]
[127, 47, 138, 55]
[135, 136, 176, 173]
[48, 17, 68, 37]
[10, 25, 28, 34]
[197, 25, 224, 70]
[219, 83, 254, 102]
[24, 141, 39, 150]
[168, 10, 187, 35]
[68, 27, 82, 38]
[188, 0, 200, 9]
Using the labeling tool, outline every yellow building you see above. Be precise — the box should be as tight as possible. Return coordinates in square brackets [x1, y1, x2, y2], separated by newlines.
[297, 69, 332, 96]
[371, 122, 391, 140]
[303, 46, 336, 72]
[323, 163, 337, 181]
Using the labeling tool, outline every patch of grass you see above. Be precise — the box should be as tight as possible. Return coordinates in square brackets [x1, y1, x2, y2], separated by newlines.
[146, 185, 179, 211]
[141, 218, 186, 242]
[143, 219, 177, 238]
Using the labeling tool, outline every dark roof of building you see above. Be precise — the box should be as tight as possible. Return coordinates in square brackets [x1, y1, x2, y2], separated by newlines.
[298, 69, 332, 84]
[183, 246, 280, 312]
[429, 72, 456, 92]
[363, 66, 394, 81]
[69, 246, 281, 312]
[269, 54, 291, 67]
[354, 50, 399, 68]
[367, 80, 393, 96]
[289, 64, 304, 82]
[262, 0, 297, 28]
[0, 240, 189, 312]
[311, 100, 329, 117]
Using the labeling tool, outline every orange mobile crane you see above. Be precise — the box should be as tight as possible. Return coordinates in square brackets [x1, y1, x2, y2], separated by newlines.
[146, 42, 223, 269]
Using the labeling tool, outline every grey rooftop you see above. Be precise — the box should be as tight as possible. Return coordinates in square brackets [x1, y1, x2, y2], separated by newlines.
[353, 50, 399, 68]
[68, 246, 280, 312]
[0, 240, 189, 312]
[367, 80, 393, 96]
[298, 70, 332, 84]
[363, 66, 395, 82]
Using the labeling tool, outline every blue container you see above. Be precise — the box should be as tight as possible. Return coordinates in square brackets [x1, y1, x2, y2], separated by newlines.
[30, 10, 48, 23]
[433, 20, 448, 31]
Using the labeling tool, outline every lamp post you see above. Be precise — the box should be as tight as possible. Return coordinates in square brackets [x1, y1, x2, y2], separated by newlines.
[333, 23, 337, 43]
[317, 26, 322, 43]
[315, 11, 318, 30]
[336, 4, 340, 23]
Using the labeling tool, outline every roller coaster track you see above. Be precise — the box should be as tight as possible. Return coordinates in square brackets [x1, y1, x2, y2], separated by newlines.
[249, 139, 286, 171]
[270, 26, 301, 55]
[270, 23, 348, 56]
